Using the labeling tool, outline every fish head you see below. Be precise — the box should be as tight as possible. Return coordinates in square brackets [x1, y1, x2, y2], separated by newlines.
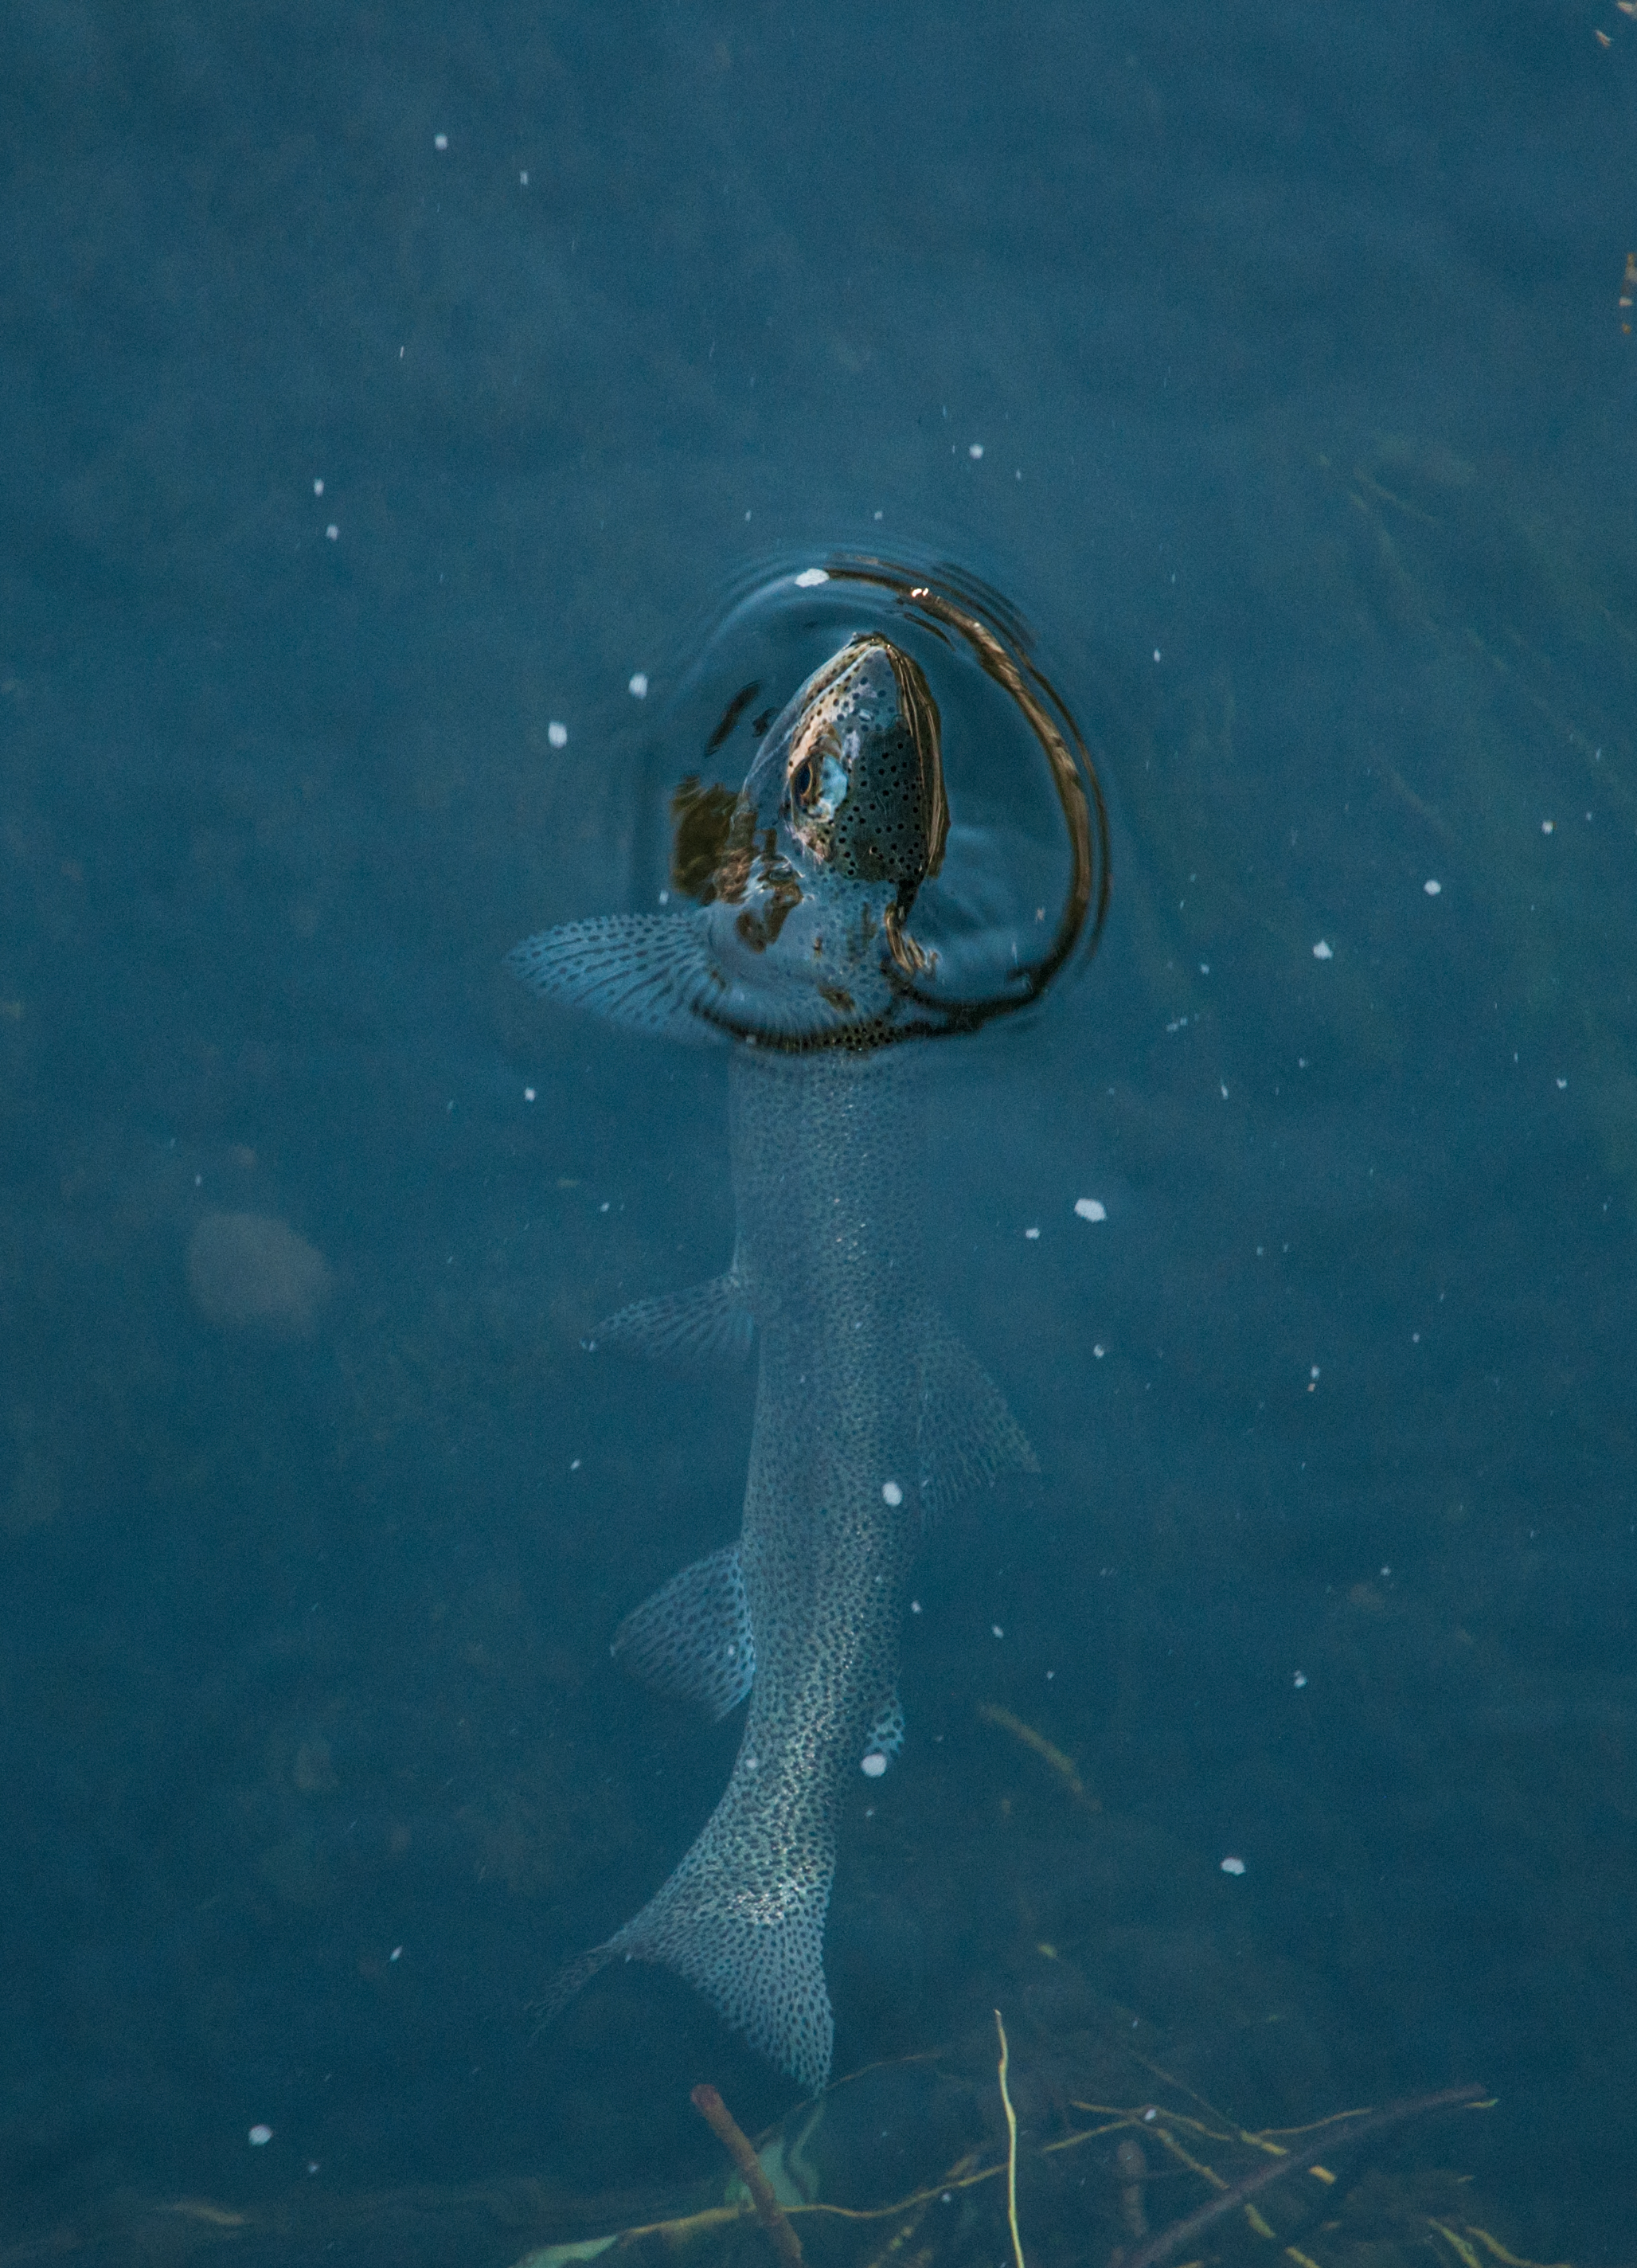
[673, 638, 947, 1032]
[769, 635, 947, 890]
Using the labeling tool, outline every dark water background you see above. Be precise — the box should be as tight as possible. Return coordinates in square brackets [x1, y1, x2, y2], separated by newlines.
[3, 4, 1635, 2263]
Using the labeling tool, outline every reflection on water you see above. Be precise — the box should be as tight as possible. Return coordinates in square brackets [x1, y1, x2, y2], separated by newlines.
[2, 0, 1635, 2261]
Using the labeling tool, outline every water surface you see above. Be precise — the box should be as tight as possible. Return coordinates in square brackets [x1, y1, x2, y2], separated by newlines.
[2, 3, 1634, 2262]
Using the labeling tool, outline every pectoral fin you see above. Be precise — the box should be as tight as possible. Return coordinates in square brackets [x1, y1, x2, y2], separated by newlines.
[506, 913, 728, 1042]
[584, 1265, 753, 1367]
[611, 1544, 756, 1721]
[916, 1302, 1039, 1519]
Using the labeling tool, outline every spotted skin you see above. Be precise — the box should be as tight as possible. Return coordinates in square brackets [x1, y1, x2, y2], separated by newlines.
[514, 637, 1031, 2091]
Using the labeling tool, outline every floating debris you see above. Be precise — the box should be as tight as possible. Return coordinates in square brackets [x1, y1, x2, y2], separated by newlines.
[691, 2082, 804, 2267]
[187, 1212, 332, 1337]
[978, 1702, 1099, 1810]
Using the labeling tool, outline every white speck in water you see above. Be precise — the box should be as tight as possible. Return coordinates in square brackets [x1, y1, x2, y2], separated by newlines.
[570, 1458, 580, 1471]
[1424, 878, 1442, 895]
[1293, 1672, 1307, 1688]
[547, 721, 568, 748]
[1093, 1343, 1105, 1358]
[1200, 961, 1209, 974]
[434, 133, 447, 151]
[881, 1480, 904, 1507]
[325, 524, 338, 541]
[389, 1945, 402, 1961]
[1557, 1077, 1568, 1090]
[991, 1625, 1004, 1639]
[1153, 647, 1162, 663]
[1310, 1366, 1321, 1380]
[968, 442, 984, 459]
[873, 508, 883, 519]
[599, 1200, 609, 1213]
[658, 888, 670, 905]
[519, 170, 528, 184]
[523, 1087, 535, 1102]
[794, 567, 829, 588]
[1220, 1081, 1230, 1099]
[1381, 1566, 1392, 1578]
[312, 478, 324, 495]
[861, 1753, 887, 1777]
[248, 2125, 273, 2146]
[1074, 1197, 1106, 1222]
[1024, 1226, 1040, 1240]
[1313, 939, 1333, 960]
[1541, 819, 1554, 834]
[744, 1755, 759, 1772]
[628, 672, 648, 698]
[1220, 1855, 1246, 1875]
[910, 1598, 921, 1613]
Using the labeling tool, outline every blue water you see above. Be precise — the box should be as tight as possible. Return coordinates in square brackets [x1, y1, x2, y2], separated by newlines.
[3, 3, 1635, 2262]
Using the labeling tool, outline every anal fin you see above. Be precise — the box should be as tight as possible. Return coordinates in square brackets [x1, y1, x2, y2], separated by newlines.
[611, 1544, 756, 1721]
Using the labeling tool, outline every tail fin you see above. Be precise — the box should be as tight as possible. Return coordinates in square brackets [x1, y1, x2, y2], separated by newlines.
[539, 1815, 836, 2095]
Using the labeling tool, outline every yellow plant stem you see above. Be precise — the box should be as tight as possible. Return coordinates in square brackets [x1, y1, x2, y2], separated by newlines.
[994, 2009, 1027, 2268]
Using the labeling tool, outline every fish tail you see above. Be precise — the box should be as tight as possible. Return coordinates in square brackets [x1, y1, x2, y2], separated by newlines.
[532, 1936, 627, 2036]
[541, 1827, 836, 2094]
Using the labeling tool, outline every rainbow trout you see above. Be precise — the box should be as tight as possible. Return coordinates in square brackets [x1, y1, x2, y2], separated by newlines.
[510, 635, 1034, 2092]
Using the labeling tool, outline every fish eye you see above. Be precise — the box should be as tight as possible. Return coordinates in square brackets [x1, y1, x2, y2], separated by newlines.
[791, 758, 814, 804]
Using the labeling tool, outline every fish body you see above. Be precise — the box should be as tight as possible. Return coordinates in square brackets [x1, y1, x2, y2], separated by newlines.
[511, 635, 1033, 2091]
